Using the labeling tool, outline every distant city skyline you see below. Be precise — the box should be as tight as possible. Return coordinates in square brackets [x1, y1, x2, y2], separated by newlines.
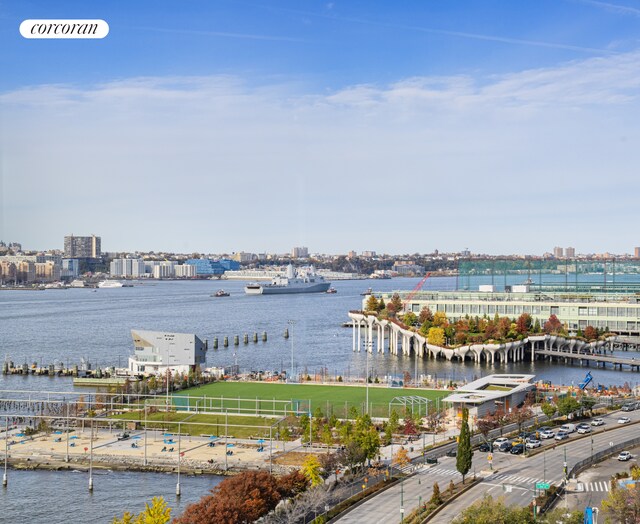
[2, 1, 640, 253]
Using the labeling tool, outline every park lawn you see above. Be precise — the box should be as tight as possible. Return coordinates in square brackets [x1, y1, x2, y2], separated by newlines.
[175, 382, 449, 418]
[110, 411, 279, 438]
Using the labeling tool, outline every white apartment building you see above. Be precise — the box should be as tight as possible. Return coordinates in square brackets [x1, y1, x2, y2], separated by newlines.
[110, 258, 145, 278]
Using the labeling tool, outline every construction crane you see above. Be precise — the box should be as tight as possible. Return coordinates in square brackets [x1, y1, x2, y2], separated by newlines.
[403, 272, 431, 311]
[579, 371, 593, 390]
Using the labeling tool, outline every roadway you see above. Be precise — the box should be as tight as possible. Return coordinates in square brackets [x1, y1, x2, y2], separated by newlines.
[431, 410, 640, 523]
[335, 408, 640, 524]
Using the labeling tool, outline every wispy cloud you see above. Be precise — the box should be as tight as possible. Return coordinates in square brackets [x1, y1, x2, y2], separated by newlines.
[131, 25, 309, 43]
[573, 0, 640, 17]
[246, 3, 614, 54]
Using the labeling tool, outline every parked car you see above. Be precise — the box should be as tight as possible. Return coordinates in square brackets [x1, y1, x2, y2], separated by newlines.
[618, 451, 632, 461]
[493, 437, 509, 448]
[576, 424, 592, 434]
[511, 437, 525, 446]
[478, 442, 491, 452]
[540, 429, 555, 439]
[591, 418, 605, 426]
[618, 416, 631, 424]
[510, 443, 525, 455]
[498, 442, 513, 453]
[555, 431, 569, 441]
[526, 439, 542, 449]
[446, 447, 457, 457]
[560, 423, 576, 433]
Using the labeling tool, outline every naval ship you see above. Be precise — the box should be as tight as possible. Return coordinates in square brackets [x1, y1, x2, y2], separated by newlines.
[244, 264, 331, 295]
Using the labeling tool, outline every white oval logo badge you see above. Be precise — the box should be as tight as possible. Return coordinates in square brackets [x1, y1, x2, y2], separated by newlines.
[20, 19, 109, 39]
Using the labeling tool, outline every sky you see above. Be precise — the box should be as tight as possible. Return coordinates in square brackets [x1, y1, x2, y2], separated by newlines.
[1, 1, 640, 255]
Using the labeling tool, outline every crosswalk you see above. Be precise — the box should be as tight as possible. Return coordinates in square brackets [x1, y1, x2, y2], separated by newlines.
[578, 481, 610, 492]
[427, 466, 558, 488]
[427, 466, 612, 494]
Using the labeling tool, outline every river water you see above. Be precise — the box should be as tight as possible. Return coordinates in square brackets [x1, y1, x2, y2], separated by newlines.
[2, 276, 640, 522]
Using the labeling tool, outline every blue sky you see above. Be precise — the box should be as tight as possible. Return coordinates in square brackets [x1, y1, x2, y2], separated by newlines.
[1, 1, 640, 254]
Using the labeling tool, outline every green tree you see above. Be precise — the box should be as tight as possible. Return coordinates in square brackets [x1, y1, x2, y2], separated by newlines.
[402, 311, 418, 327]
[540, 401, 556, 421]
[112, 497, 171, 524]
[356, 426, 380, 465]
[301, 454, 323, 486]
[387, 409, 400, 438]
[456, 408, 473, 483]
[556, 396, 581, 419]
[451, 495, 533, 524]
[579, 396, 597, 416]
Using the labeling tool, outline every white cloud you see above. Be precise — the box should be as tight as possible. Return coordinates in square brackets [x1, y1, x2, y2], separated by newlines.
[2, 50, 640, 254]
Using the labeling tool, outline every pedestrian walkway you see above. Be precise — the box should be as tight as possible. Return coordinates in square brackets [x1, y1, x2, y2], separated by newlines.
[577, 481, 610, 492]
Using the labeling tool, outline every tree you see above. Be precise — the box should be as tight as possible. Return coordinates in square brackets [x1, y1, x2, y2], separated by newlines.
[427, 327, 445, 347]
[540, 401, 556, 421]
[387, 409, 400, 438]
[543, 314, 563, 334]
[456, 408, 473, 483]
[356, 426, 380, 465]
[419, 306, 433, 324]
[112, 497, 172, 524]
[403, 415, 417, 436]
[584, 325, 598, 340]
[602, 484, 640, 524]
[579, 396, 597, 416]
[402, 311, 418, 327]
[393, 446, 410, 468]
[556, 396, 581, 419]
[277, 470, 309, 497]
[386, 293, 404, 316]
[365, 295, 379, 312]
[451, 495, 533, 524]
[430, 482, 442, 505]
[515, 313, 532, 335]
[476, 417, 498, 441]
[301, 454, 323, 487]
[432, 311, 448, 328]
[173, 471, 282, 524]
[510, 406, 533, 433]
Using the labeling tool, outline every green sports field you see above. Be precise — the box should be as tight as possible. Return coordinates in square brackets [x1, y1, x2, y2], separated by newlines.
[174, 382, 449, 419]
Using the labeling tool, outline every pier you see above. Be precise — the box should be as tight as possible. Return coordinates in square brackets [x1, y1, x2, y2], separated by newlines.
[348, 311, 640, 371]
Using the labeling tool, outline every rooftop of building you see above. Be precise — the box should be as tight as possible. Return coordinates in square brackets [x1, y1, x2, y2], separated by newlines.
[443, 373, 536, 405]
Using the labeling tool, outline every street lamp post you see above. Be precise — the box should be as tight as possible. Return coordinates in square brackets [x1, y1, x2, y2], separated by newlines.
[89, 419, 94, 492]
[400, 478, 405, 523]
[176, 422, 181, 496]
[363, 340, 371, 415]
[3, 416, 8, 487]
[224, 409, 229, 471]
[288, 320, 295, 382]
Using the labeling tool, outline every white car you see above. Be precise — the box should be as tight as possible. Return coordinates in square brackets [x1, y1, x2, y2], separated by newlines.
[493, 437, 509, 448]
[526, 439, 542, 449]
[577, 424, 591, 434]
[591, 418, 605, 426]
[618, 416, 631, 424]
[540, 429, 555, 439]
[618, 451, 632, 461]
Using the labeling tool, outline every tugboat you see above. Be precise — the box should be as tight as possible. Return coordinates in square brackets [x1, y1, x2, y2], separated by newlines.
[212, 289, 230, 297]
[326, 287, 337, 294]
[360, 287, 373, 296]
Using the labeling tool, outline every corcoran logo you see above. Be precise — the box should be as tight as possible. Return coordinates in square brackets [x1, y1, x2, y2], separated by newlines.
[20, 19, 109, 39]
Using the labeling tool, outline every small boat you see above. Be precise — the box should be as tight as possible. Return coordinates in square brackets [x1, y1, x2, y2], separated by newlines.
[326, 287, 337, 294]
[212, 289, 230, 297]
[360, 287, 373, 296]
